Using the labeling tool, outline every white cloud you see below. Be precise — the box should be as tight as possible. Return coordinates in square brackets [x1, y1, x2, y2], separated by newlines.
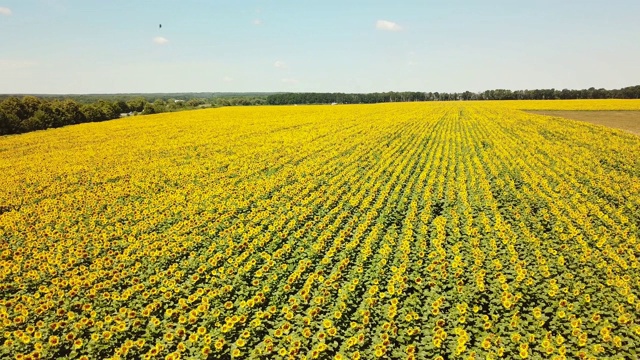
[253, 19, 263, 26]
[223, 76, 234, 82]
[376, 20, 402, 32]
[281, 78, 298, 84]
[0, 7, 12, 16]
[274, 60, 286, 69]
[153, 36, 169, 45]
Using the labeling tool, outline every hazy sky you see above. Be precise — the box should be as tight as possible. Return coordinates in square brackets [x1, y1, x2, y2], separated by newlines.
[1, 0, 639, 94]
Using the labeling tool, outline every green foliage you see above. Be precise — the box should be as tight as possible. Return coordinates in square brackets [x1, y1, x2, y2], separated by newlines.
[0, 93, 269, 136]
[211, 96, 267, 107]
[81, 104, 106, 122]
[0, 112, 21, 135]
[113, 100, 130, 113]
[265, 85, 640, 105]
[21, 96, 42, 118]
[142, 103, 157, 115]
[186, 98, 206, 107]
[126, 97, 147, 112]
[30, 105, 56, 129]
[52, 100, 85, 125]
[0, 97, 28, 120]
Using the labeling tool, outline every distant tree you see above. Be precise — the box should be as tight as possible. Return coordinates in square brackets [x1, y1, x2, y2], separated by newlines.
[621, 85, 640, 99]
[560, 89, 573, 99]
[151, 99, 167, 113]
[20, 117, 43, 132]
[37, 103, 57, 128]
[186, 98, 206, 107]
[113, 100, 130, 114]
[126, 97, 147, 112]
[0, 111, 22, 135]
[95, 100, 120, 120]
[81, 104, 105, 122]
[215, 98, 231, 107]
[21, 96, 43, 119]
[0, 97, 28, 120]
[51, 100, 85, 126]
[22, 106, 56, 131]
[0, 111, 9, 135]
[165, 101, 179, 111]
[142, 103, 156, 115]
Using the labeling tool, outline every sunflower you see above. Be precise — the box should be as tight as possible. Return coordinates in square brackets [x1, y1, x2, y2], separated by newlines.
[482, 338, 491, 350]
[201, 346, 212, 356]
[49, 335, 60, 346]
[317, 331, 326, 341]
[214, 338, 225, 350]
[73, 339, 83, 349]
[519, 349, 529, 359]
[613, 336, 622, 348]
[149, 347, 159, 356]
[511, 333, 521, 343]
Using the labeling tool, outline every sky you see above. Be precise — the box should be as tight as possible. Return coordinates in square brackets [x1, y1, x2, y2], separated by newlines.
[1, 0, 639, 94]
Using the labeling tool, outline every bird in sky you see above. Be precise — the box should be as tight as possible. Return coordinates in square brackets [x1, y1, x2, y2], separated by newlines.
[159, 24, 162, 29]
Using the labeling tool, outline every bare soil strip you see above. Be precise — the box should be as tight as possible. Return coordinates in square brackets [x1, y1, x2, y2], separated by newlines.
[527, 110, 640, 135]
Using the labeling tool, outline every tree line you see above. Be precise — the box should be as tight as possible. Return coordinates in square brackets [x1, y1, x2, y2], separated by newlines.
[266, 85, 640, 105]
[0, 92, 275, 104]
[0, 95, 267, 136]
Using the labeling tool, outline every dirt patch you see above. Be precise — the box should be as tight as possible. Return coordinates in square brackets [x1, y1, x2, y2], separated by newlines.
[527, 111, 640, 135]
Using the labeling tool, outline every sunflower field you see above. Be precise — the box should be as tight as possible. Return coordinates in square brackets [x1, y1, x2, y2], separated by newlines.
[1, 101, 639, 359]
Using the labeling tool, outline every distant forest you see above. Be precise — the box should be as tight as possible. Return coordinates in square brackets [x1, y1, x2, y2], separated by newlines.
[0, 95, 268, 136]
[1, 85, 639, 136]
[266, 85, 640, 105]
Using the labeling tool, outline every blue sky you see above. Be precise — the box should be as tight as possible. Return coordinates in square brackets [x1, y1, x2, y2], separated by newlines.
[1, 0, 639, 94]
